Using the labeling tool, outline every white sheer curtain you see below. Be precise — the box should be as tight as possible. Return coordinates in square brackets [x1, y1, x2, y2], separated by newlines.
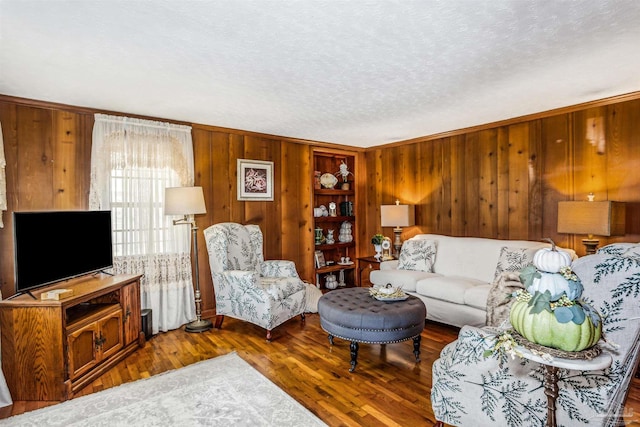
[90, 113, 196, 333]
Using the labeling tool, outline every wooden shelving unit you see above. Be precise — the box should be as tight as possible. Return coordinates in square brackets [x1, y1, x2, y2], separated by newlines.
[312, 149, 357, 291]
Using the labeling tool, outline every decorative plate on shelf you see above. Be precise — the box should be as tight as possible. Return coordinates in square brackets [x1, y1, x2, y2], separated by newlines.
[320, 173, 338, 189]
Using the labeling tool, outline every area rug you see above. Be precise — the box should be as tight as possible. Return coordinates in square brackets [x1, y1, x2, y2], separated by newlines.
[1, 352, 326, 426]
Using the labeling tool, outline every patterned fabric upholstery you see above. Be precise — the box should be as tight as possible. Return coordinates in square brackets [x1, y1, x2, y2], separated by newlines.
[431, 245, 640, 427]
[204, 222, 307, 332]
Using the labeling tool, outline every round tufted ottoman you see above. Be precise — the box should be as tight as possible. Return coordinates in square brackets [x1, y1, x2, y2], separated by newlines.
[318, 287, 426, 372]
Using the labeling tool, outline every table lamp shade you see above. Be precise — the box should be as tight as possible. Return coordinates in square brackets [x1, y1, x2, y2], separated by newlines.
[165, 186, 207, 216]
[557, 201, 625, 236]
[381, 204, 415, 227]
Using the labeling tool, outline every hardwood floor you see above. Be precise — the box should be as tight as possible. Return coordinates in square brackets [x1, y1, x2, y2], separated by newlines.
[1, 314, 639, 425]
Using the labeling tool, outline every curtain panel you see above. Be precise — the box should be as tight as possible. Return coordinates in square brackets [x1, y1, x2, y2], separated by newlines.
[90, 113, 196, 333]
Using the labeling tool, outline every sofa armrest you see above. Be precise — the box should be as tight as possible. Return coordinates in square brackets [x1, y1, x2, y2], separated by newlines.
[380, 260, 399, 270]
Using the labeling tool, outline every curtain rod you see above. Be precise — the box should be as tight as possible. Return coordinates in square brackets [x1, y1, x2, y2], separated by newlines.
[95, 116, 192, 132]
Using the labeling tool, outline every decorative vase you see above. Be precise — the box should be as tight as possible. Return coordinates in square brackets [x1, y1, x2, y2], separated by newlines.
[314, 228, 323, 245]
[374, 244, 382, 260]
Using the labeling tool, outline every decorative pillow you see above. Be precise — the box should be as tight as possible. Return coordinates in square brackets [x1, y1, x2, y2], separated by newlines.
[492, 246, 538, 282]
[398, 239, 437, 272]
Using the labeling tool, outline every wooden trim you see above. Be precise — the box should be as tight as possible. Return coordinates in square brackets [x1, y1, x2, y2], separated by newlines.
[0, 93, 366, 151]
[370, 91, 640, 150]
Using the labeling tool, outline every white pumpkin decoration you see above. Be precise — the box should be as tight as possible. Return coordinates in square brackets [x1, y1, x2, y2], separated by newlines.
[528, 271, 582, 300]
[533, 238, 572, 273]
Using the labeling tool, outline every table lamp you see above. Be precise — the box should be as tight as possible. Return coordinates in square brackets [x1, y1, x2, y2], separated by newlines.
[165, 186, 212, 333]
[381, 200, 415, 258]
[557, 196, 625, 255]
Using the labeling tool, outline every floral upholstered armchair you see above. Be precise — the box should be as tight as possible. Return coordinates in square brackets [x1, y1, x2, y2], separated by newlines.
[431, 244, 640, 427]
[204, 222, 308, 340]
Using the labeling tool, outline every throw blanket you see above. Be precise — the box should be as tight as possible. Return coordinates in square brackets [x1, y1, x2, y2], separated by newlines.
[485, 271, 524, 327]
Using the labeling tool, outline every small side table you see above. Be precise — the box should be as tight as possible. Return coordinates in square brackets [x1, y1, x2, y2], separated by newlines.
[517, 346, 612, 427]
[357, 256, 393, 286]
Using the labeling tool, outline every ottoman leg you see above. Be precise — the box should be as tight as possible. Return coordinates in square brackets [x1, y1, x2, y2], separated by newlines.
[349, 341, 359, 372]
[413, 335, 421, 362]
[328, 334, 334, 345]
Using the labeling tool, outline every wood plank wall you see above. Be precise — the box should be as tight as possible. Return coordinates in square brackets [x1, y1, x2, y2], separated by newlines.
[1, 94, 639, 319]
[0, 96, 365, 320]
[365, 97, 640, 255]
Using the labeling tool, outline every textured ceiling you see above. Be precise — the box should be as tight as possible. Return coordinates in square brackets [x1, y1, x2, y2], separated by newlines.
[1, 1, 639, 147]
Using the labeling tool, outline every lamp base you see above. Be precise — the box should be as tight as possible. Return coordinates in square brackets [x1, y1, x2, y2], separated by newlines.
[582, 238, 600, 255]
[185, 318, 213, 333]
[393, 227, 403, 258]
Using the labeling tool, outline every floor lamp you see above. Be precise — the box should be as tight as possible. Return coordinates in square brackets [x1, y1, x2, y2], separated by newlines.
[165, 186, 213, 333]
[381, 200, 415, 258]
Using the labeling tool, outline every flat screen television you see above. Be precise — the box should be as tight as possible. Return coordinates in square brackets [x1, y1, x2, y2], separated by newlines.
[13, 210, 113, 294]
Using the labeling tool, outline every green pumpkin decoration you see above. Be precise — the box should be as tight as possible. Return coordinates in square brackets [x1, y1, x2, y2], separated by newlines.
[510, 299, 602, 352]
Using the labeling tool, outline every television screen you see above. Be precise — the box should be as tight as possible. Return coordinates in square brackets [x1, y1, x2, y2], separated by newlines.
[13, 210, 113, 293]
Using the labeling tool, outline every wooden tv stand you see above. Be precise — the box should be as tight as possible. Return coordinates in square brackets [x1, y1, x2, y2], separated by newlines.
[0, 273, 144, 401]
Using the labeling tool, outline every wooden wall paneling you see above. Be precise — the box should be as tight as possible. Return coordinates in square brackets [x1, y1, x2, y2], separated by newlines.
[16, 105, 54, 210]
[364, 149, 382, 250]
[527, 120, 543, 240]
[449, 135, 466, 236]
[192, 127, 215, 318]
[52, 111, 85, 209]
[397, 142, 417, 241]
[413, 141, 428, 234]
[227, 133, 245, 224]
[352, 150, 366, 258]
[478, 129, 498, 238]
[0, 102, 18, 296]
[540, 114, 573, 248]
[606, 99, 640, 239]
[381, 146, 399, 239]
[433, 138, 452, 235]
[463, 132, 480, 235]
[572, 107, 609, 200]
[506, 122, 530, 240]
[496, 127, 510, 239]
[572, 107, 609, 254]
[242, 135, 282, 259]
[423, 139, 438, 235]
[280, 141, 313, 282]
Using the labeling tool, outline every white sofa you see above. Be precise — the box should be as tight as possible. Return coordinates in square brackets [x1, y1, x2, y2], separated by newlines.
[370, 234, 575, 328]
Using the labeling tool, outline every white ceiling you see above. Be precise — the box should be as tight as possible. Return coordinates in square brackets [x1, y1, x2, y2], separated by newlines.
[1, 1, 639, 148]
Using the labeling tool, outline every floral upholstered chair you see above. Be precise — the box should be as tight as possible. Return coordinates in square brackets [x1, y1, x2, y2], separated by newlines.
[204, 222, 308, 340]
[431, 244, 640, 427]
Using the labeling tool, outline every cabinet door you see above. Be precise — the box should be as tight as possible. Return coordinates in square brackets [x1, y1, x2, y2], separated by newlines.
[122, 281, 142, 345]
[99, 310, 124, 360]
[67, 323, 100, 380]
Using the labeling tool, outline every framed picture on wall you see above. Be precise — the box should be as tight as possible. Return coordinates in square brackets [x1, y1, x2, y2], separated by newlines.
[237, 159, 274, 201]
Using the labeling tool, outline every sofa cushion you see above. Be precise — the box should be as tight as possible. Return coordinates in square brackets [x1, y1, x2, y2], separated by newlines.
[370, 269, 441, 292]
[464, 284, 492, 311]
[415, 276, 488, 305]
[398, 239, 437, 272]
[492, 246, 538, 282]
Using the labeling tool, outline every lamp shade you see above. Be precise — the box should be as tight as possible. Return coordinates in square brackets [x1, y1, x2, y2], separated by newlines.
[557, 201, 625, 236]
[381, 204, 415, 227]
[165, 186, 207, 215]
